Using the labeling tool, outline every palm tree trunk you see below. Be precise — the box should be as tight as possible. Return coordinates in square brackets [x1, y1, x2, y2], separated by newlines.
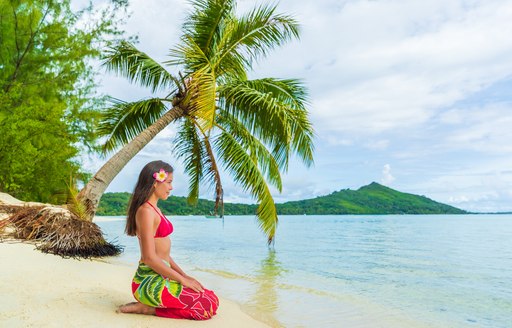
[78, 107, 185, 221]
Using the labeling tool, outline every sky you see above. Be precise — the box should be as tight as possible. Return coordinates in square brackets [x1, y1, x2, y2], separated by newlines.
[80, 0, 512, 212]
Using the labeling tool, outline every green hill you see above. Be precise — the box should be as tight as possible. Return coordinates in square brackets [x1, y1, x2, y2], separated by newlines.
[276, 182, 466, 215]
[96, 192, 257, 216]
[97, 182, 466, 216]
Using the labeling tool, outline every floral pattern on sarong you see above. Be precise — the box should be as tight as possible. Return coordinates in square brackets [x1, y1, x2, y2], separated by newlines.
[131, 261, 219, 320]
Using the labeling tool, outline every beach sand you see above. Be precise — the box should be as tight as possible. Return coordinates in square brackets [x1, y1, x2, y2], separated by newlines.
[0, 242, 269, 327]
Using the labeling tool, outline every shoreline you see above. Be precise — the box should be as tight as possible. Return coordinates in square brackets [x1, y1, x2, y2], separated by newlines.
[92, 216, 282, 326]
[100, 253, 283, 327]
[93, 216, 428, 328]
[0, 241, 269, 327]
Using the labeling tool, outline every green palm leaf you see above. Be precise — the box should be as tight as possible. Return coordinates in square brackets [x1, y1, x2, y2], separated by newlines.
[219, 78, 314, 168]
[215, 4, 299, 68]
[188, 68, 217, 131]
[103, 41, 180, 93]
[174, 118, 224, 213]
[168, 34, 211, 72]
[216, 111, 282, 191]
[97, 97, 167, 153]
[214, 130, 278, 244]
[173, 118, 206, 204]
[183, 0, 235, 59]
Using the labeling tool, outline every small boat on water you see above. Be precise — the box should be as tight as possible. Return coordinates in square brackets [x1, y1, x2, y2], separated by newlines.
[205, 207, 224, 219]
[205, 211, 224, 219]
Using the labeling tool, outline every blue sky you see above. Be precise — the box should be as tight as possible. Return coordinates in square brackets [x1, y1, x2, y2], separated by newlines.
[81, 0, 512, 212]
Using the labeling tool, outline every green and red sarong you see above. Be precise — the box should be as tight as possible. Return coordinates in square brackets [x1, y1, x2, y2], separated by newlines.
[131, 261, 219, 320]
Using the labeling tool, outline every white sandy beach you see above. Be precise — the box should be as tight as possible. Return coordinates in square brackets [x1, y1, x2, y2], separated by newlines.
[0, 192, 267, 327]
[0, 242, 268, 327]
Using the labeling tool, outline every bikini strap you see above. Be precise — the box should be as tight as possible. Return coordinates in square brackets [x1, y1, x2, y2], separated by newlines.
[145, 201, 162, 217]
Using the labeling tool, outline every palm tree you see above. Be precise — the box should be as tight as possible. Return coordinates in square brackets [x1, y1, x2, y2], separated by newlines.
[78, 0, 314, 243]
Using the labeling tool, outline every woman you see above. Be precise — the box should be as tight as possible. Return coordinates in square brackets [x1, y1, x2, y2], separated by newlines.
[118, 160, 219, 320]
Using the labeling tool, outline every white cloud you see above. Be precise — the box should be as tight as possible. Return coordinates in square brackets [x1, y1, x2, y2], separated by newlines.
[442, 104, 512, 154]
[244, 0, 512, 138]
[402, 165, 512, 212]
[381, 164, 395, 185]
[79, 0, 512, 212]
[323, 136, 353, 146]
[364, 139, 389, 150]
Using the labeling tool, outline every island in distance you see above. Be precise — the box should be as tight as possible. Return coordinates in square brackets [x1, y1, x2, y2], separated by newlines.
[97, 182, 467, 216]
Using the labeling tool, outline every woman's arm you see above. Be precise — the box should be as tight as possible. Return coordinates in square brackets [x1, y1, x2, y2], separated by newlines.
[168, 256, 205, 289]
[168, 256, 188, 277]
[137, 208, 185, 282]
[137, 207, 203, 292]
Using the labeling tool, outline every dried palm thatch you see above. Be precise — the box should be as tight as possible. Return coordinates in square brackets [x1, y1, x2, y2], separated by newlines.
[0, 204, 19, 215]
[0, 204, 122, 258]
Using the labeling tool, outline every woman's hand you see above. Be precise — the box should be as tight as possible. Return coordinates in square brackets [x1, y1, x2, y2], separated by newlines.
[183, 274, 205, 289]
[181, 277, 204, 293]
[189, 276, 204, 290]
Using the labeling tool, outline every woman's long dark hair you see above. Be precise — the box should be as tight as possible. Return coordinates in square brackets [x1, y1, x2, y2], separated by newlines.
[125, 160, 174, 236]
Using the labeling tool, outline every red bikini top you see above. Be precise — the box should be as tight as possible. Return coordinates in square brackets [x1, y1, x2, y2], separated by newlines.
[146, 201, 173, 238]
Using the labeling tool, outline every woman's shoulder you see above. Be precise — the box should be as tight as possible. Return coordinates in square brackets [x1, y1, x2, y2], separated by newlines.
[136, 203, 157, 221]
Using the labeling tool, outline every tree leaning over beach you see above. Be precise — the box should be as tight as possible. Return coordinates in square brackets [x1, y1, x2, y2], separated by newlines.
[78, 0, 315, 243]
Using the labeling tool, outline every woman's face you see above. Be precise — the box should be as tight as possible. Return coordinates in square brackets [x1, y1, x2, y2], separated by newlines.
[153, 172, 173, 200]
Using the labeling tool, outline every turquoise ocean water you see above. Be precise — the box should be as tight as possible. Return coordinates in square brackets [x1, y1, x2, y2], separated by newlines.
[96, 214, 512, 328]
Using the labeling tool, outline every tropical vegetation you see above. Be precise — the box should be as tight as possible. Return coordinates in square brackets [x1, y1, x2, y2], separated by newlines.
[97, 182, 467, 216]
[78, 0, 314, 243]
[276, 182, 467, 215]
[0, 0, 129, 258]
[0, 0, 128, 203]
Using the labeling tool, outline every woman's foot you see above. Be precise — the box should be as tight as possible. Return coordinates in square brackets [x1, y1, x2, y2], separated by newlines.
[117, 302, 156, 315]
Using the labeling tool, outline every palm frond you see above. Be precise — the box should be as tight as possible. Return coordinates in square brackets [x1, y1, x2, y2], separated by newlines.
[66, 176, 90, 221]
[218, 78, 314, 168]
[183, 0, 235, 59]
[208, 18, 248, 79]
[167, 35, 211, 71]
[218, 80, 289, 153]
[215, 130, 278, 244]
[188, 67, 217, 131]
[97, 97, 167, 153]
[216, 111, 282, 191]
[173, 118, 223, 213]
[215, 4, 299, 68]
[212, 27, 249, 80]
[245, 78, 314, 165]
[173, 119, 205, 204]
[103, 41, 181, 93]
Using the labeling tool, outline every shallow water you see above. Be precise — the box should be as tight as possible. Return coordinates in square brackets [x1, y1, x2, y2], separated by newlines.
[96, 214, 512, 328]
